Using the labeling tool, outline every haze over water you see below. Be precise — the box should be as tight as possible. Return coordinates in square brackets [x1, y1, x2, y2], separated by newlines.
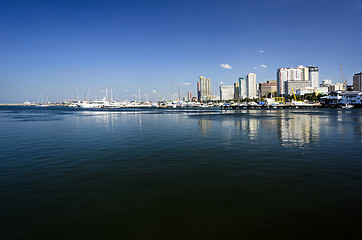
[1, 106, 362, 239]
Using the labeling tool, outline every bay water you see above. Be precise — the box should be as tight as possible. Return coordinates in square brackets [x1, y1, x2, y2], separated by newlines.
[1, 106, 362, 239]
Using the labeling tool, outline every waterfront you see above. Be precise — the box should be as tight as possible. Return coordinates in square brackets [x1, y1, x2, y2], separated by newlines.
[1, 106, 362, 239]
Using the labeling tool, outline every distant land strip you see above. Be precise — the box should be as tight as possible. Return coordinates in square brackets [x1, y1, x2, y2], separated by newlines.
[0, 103, 37, 106]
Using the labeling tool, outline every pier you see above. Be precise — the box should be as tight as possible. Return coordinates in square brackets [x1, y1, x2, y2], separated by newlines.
[221, 104, 324, 109]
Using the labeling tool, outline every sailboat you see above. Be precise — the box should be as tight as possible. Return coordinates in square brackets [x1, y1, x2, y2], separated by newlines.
[103, 88, 120, 108]
[37, 93, 49, 107]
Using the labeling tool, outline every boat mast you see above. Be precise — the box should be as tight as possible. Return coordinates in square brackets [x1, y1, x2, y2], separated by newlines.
[75, 84, 79, 102]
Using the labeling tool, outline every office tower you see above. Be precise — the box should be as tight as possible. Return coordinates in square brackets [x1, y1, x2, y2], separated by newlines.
[220, 85, 235, 101]
[246, 73, 257, 99]
[234, 82, 240, 99]
[200, 76, 211, 101]
[353, 72, 362, 91]
[239, 77, 246, 99]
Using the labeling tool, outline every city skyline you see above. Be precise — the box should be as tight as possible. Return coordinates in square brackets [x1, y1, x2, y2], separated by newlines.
[1, 0, 362, 103]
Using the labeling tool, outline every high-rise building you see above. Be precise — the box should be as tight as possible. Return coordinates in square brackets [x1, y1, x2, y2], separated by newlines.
[188, 91, 192, 101]
[246, 73, 257, 99]
[199, 76, 211, 101]
[353, 72, 362, 91]
[277, 65, 318, 96]
[220, 85, 234, 101]
[197, 81, 201, 102]
[234, 82, 240, 100]
[308, 66, 319, 88]
[239, 77, 247, 99]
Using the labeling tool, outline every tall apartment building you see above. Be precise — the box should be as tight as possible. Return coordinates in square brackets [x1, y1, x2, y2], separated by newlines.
[246, 73, 257, 99]
[199, 76, 211, 102]
[277, 65, 319, 96]
[353, 72, 362, 91]
[220, 85, 235, 101]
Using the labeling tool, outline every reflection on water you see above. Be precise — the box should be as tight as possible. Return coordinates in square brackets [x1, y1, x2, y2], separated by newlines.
[198, 119, 212, 135]
[72, 108, 362, 148]
[194, 109, 362, 148]
[277, 111, 321, 147]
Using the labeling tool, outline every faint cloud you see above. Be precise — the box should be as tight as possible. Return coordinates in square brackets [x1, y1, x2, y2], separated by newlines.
[259, 50, 264, 53]
[124, 89, 129, 92]
[260, 64, 267, 69]
[253, 66, 258, 70]
[221, 64, 232, 69]
[220, 82, 224, 85]
[181, 82, 192, 86]
[152, 89, 157, 94]
[132, 94, 138, 98]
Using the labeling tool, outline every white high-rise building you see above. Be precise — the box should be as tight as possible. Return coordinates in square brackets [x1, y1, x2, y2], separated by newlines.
[246, 73, 257, 99]
[199, 76, 211, 101]
[308, 66, 319, 88]
[220, 85, 235, 101]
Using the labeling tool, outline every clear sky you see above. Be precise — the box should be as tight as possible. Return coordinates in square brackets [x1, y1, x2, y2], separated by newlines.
[1, 0, 361, 103]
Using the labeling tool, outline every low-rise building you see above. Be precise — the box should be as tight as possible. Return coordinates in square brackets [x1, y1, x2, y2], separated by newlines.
[339, 91, 362, 105]
[285, 80, 310, 96]
[320, 91, 362, 106]
[259, 80, 277, 97]
[320, 90, 343, 106]
[296, 87, 328, 95]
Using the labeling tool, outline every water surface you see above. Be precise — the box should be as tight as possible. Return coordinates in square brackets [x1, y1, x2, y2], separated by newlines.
[1, 106, 362, 239]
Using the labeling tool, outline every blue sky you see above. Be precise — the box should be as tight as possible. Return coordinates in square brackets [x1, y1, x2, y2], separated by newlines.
[1, 0, 361, 102]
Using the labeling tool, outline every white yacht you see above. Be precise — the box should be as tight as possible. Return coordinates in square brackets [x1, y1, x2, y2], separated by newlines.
[76, 98, 106, 108]
[104, 101, 120, 108]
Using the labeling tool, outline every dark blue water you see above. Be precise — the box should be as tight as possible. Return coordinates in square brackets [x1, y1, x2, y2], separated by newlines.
[1, 106, 362, 239]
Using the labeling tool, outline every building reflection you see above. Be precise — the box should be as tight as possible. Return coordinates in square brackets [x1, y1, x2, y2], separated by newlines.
[196, 109, 326, 148]
[198, 119, 212, 135]
[235, 118, 260, 140]
[277, 111, 320, 147]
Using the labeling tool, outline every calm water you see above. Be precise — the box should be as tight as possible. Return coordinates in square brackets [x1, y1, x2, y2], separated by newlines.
[1, 106, 362, 239]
